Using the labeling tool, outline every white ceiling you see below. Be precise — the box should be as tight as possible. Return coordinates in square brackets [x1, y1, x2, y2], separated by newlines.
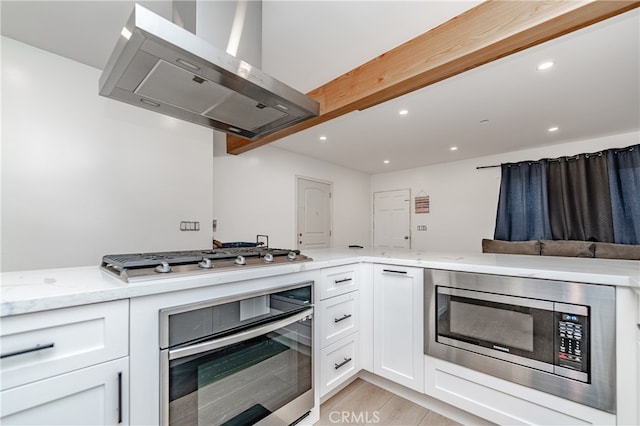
[272, 7, 640, 173]
[2, 1, 639, 174]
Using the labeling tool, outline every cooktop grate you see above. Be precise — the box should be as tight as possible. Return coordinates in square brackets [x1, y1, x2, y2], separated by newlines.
[102, 248, 300, 269]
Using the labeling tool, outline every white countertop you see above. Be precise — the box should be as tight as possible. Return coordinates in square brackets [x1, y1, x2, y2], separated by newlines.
[2, 248, 638, 317]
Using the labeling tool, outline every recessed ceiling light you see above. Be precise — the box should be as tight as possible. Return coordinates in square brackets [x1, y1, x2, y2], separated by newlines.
[383, 160, 390, 164]
[537, 61, 555, 71]
[480, 119, 489, 124]
[548, 126, 559, 132]
[399, 109, 409, 116]
[319, 136, 327, 141]
[450, 146, 458, 151]
[121, 27, 132, 40]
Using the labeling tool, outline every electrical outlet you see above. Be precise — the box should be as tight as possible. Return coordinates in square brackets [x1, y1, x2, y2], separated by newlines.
[212, 219, 217, 232]
[180, 221, 200, 231]
[416, 225, 427, 231]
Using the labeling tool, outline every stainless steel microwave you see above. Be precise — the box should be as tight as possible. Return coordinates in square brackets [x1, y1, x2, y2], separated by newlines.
[424, 269, 616, 413]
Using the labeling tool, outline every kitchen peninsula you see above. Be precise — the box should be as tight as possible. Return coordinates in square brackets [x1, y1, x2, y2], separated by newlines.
[1, 249, 638, 425]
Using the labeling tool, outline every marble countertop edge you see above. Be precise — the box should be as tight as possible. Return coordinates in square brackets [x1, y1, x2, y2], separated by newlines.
[2, 250, 638, 317]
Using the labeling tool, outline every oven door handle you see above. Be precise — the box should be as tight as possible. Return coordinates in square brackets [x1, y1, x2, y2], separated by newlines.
[168, 308, 314, 360]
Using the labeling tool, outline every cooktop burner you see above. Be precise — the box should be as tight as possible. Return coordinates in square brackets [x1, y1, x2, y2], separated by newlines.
[101, 247, 311, 282]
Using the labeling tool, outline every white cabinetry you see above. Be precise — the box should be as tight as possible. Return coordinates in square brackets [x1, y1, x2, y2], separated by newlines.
[319, 291, 358, 348]
[320, 332, 359, 397]
[318, 264, 360, 397]
[319, 264, 358, 300]
[1, 358, 127, 425]
[617, 285, 640, 425]
[425, 355, 615, 425]
[1, 300, 129, 425]
[373, 264, 423, 392]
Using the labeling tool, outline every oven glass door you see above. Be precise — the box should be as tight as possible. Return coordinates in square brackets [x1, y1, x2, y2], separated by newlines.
[162, 308, 313, 426]
[436, 286, 555, 364]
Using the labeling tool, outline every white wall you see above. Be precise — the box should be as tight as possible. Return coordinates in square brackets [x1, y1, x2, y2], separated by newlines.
[371, 131, 640, 254]
[1, 36, 371, 271]
[1, 37, 214, 271]
[212, 135, 371, 250]
[3, 36, 634, 270]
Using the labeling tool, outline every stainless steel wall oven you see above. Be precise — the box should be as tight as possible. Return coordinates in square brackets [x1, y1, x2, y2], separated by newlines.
[160, 282, 314, 425]
[424, 269, 616, 413]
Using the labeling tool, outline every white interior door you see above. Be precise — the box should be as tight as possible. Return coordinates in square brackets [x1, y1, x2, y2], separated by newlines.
[296, 177, 331, 249]
[373, 189, 411, 248]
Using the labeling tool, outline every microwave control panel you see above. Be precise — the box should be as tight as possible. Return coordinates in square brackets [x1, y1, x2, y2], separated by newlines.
[555, 312, 589, 375]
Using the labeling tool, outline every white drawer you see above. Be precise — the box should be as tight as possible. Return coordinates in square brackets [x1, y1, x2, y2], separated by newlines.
[320, 264, 358, 300]
[319, 291, 359, 348]
[320, 333, 359, 397]
[1, 300, 129, 390]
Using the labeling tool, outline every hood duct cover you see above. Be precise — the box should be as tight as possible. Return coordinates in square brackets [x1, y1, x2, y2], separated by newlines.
[99, 4, 319, 140]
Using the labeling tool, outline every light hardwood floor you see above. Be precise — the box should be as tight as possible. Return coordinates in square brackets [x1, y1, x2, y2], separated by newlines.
[316, 379, 462, 426]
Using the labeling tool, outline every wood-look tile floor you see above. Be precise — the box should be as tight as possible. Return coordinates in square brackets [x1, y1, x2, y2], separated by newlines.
[316, 379, 462, 426]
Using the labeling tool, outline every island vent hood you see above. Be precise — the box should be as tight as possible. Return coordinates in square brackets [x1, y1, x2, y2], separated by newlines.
[99, 3, 319, 140]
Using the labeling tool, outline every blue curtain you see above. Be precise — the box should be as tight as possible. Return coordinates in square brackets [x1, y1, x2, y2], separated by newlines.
[607, 145, 640, 244]
[494, 161, 552, 241]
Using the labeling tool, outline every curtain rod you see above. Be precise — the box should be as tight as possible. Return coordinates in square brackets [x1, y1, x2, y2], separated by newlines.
[476, 144, 636, 170]
[477, 159, 564, 169]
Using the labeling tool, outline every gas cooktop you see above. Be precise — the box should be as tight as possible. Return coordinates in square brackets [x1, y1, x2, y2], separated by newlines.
[101, 247, 311, 282]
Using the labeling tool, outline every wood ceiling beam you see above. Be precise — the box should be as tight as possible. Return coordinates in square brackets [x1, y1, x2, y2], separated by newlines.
[227, 0, 640, 155]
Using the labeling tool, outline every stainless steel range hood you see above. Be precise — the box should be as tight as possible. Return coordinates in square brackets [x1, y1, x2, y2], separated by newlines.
[99, 4, 319, 140]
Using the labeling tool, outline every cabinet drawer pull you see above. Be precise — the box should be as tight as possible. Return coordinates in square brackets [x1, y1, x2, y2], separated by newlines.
[382, 269, 407, 274]
[117, 371, 123, 423]
[334, 357, 353, 370]
[334, 314, 352, 323]
[0, 342, 55, 359]
[334, 277, 353, 284]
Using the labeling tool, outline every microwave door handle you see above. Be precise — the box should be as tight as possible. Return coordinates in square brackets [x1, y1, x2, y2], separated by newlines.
[168, 308, 313, 361]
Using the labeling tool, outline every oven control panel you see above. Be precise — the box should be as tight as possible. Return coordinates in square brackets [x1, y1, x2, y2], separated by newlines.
[555, 312, 589, 375]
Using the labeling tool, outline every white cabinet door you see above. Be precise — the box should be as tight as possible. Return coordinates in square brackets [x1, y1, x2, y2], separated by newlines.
[1, 357, 128, 425]
[373, 264, 423, 392]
